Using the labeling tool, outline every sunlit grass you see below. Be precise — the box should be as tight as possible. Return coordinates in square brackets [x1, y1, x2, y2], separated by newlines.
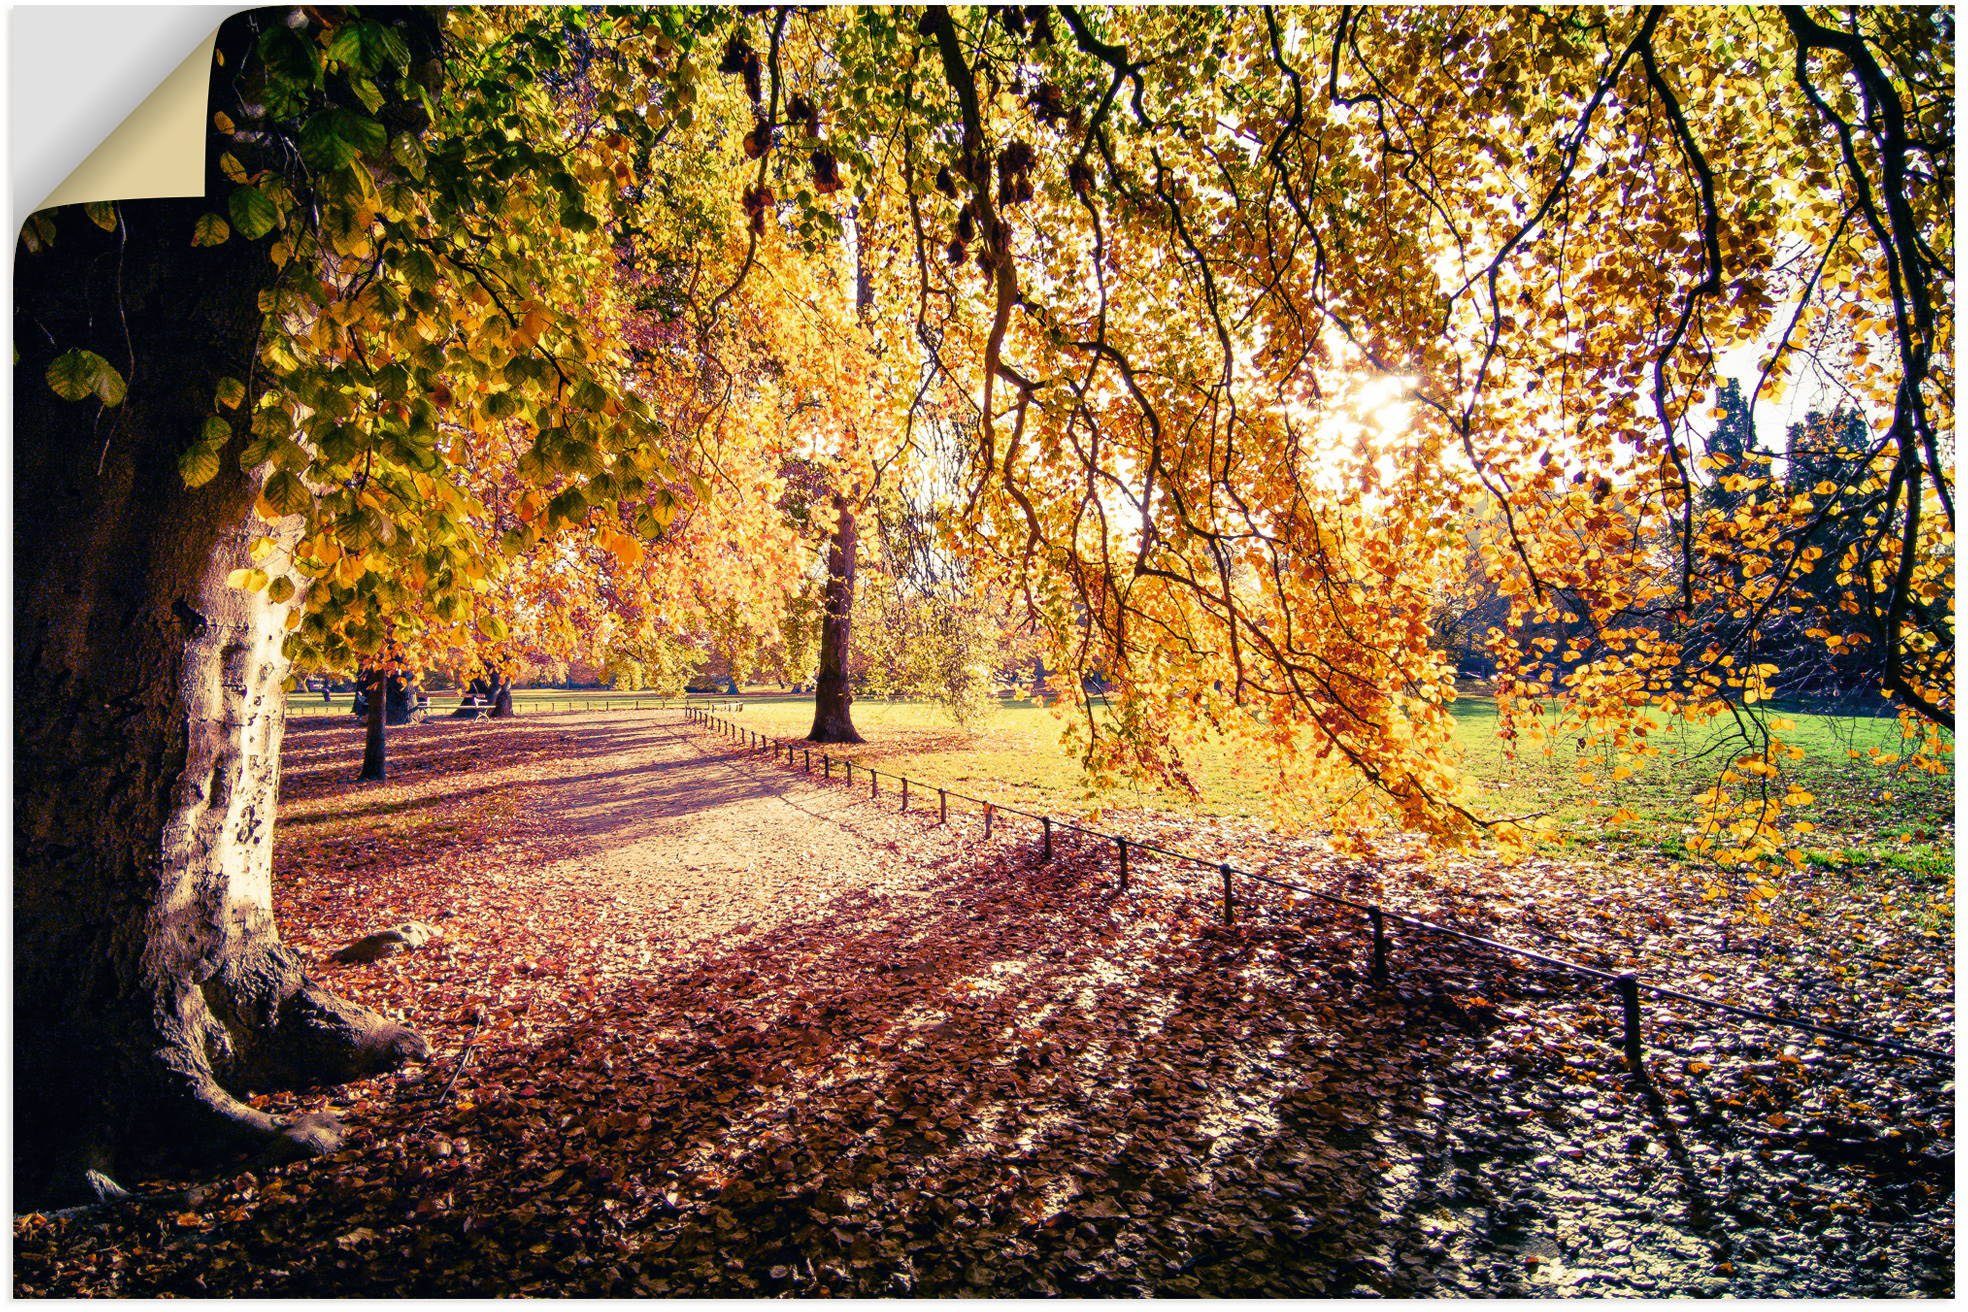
[285, 685, 1950, 886]
[726, 691, 1952, 879]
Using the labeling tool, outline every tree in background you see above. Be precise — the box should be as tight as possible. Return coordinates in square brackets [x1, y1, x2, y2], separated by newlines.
[1703, 380, 1773, 513]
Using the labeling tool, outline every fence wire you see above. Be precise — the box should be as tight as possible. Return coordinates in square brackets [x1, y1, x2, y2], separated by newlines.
[686, 708, 1951, 1069]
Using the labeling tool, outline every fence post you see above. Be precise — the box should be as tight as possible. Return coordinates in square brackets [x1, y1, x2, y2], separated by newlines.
[1117, 837, 1129, 892]
[1368, 907, 1388, 980]
[984, 804, 994, 839]
[1616, 974, 1643, 1070]
[938, 789, 947, 824]
[871, 769, 879, 799]
[846, 761, 853, 786]
[1041, 817, 1052, 863]
[804, 749, 811, 772]
[1220, 863, 1235, 924]
[824, 754, 831, 780]
[901, 776, 909, 812]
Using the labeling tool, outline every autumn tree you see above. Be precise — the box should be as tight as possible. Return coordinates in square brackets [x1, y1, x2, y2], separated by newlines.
[14, 1, 1951, 1204]
[13, 5, 758, 1202]
[774, 5, 1952, 864]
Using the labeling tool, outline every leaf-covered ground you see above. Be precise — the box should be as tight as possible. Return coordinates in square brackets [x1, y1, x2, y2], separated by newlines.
[14, 712, 1953, 1296]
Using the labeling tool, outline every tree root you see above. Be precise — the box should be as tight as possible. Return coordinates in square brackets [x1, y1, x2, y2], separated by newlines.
[20, 948, 427, 1211]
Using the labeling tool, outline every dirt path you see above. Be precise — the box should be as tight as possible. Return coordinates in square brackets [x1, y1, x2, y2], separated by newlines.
[14, 712, 1953, 1297]
[521, 714, 942, 951]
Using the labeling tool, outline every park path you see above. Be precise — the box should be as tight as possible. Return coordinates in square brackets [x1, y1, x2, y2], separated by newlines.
[480, 710, 984, 963]
[15, 711, 1949, 1297]
[269, 707, 986, 996]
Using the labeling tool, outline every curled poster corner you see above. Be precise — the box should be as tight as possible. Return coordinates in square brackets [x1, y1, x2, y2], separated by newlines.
[20, 11, 224, 221]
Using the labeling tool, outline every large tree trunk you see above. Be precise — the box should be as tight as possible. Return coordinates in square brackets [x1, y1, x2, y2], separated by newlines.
[13, 20, 424, 1207]
[808, 495, 864, 743]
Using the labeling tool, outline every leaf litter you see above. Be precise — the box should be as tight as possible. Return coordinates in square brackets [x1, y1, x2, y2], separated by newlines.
[12, 711, 1952, 1296]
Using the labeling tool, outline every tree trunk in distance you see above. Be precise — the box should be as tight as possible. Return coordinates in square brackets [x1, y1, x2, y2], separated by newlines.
[12, 16, 425, 1207]
[360, 670, 388, 781]
[384, 672, 416, 726]
[490, 670, 515, 718]
[808, 494, 864, 743]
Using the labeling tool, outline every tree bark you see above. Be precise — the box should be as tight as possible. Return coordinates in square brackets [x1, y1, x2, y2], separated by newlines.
[456, 672, 515, 718]
[490, 671, 515, 719]
[13, 17, 424, 1206]
[808, 495, 865, 743]
[360, 670, 388, 781]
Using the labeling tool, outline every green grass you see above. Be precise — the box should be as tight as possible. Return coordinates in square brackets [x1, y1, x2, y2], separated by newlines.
[287, 684, 1952, 888]
[723, 691, 1952, 880]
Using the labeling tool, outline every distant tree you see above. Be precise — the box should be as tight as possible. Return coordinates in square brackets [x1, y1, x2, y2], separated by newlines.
[1786, 406, 1871, 493]
[1703, 379, 1773, 511]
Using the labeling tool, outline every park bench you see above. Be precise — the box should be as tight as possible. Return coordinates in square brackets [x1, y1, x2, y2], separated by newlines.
[455, 693, 492, 720]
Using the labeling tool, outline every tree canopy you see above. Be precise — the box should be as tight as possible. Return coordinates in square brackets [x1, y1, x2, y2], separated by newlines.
[42, 3, 1955, 872]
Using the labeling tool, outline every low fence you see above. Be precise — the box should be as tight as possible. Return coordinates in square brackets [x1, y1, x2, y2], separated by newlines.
[687, 707, 1952, 1073]
[290, 695, 744, 719]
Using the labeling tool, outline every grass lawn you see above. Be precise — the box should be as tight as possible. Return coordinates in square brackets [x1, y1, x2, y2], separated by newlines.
[721, 691, 1953, 892]
[286, 684, 1950, 914]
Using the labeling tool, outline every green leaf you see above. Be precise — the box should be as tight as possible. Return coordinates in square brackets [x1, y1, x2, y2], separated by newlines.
[324, 25, 366, 68]
[267, 575, 297, 604]
[260, 470, 312, 516]
[298, 108, 388, 172]
[229, 185, 281, 241]
[201, 416, 232, 446]
[191, 213, 230, 247]
[45, 349, 125, 406]
[399, 248, 439, 292]
[95, 363, 126, 407]
[239, 435, 276, 470]
[45, 350, 97, 402]
[389, 132, 426, 179]
[547, 486, 589, 525]
[215, 376, 247, 409]
[179, 445, 222, 488]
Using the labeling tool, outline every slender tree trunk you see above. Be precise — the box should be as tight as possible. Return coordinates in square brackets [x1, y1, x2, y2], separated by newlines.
[808, 495, 865, 743]
[360, 671, 387, 781]
[804, 217, 877, 744]
[13, 19, 423, 1206]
